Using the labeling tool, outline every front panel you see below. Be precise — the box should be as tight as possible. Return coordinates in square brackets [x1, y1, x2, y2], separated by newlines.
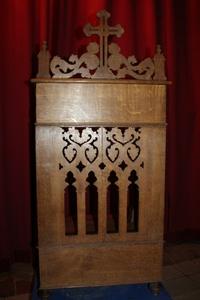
[36, 81, 166, 125]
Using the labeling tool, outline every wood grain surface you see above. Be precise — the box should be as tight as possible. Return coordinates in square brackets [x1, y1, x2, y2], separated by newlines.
[35, 79, 167, 289]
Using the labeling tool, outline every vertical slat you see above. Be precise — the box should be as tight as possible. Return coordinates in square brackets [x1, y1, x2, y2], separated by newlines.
[77, 180, 86, 238]
[98, 128, 106, 240]
[119, 181, 127, 239]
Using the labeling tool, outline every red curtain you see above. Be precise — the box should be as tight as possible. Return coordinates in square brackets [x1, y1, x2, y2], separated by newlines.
[1, 0, 200, 265]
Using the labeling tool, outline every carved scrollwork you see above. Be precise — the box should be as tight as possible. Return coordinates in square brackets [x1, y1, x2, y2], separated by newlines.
[50, 42, 155, 79]
[62, 127, 100, 164]
[105, 127, 141, 164]
[85, 137, 99, 163]
[62, 134, 77, 163]
[50, 42, 100, 78]
[61, 127, 141, 168]
[37, 10, 167, 80]
[107, 43, 154, 80]
[106, 138, 120, 163]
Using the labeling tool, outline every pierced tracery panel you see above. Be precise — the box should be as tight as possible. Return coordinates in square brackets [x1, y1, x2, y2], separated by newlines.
[60, 127, 142, 172]
[59, 126, 143, 238]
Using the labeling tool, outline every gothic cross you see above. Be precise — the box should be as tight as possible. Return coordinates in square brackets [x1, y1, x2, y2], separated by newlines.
[83, 10, 124, 68]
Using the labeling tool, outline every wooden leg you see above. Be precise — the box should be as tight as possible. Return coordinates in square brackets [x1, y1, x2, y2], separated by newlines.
[148, 282, 160, 296]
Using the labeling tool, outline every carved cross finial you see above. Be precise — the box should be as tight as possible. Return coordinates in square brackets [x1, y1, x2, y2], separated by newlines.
[48, 10, 167, 80]
[37, 41, 51, 78]
[83, 10, 124, 70]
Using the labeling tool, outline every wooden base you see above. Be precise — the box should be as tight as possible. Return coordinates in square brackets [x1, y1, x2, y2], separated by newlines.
[39, 242, 162, 290]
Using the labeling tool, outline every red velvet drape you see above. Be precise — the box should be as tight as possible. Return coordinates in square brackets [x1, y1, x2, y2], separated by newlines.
[1, 0, 200, 265]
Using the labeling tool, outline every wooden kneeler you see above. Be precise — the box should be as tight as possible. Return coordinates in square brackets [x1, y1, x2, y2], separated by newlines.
[32, 10, 169, 298]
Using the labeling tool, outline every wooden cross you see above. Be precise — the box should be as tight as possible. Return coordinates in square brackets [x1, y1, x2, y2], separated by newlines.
[83, 10, 124, 68]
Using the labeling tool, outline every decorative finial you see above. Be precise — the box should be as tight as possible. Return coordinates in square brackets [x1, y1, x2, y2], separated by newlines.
[37, 41, 51, 78]
[153, 45, 167, 81]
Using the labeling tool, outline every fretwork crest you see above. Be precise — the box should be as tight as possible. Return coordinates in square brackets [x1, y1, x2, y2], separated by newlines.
[37, 10, 167, 80]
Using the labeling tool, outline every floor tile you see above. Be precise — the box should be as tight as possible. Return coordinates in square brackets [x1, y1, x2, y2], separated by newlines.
[163, 276, 200, 298]
[173, 289, 200, 300]
[163, 265, 183, 280]
[165, 243, 200, 265]
[163, 252, 174, 266]
[175, 258, 200, 276]
[188, 272, 200, 286]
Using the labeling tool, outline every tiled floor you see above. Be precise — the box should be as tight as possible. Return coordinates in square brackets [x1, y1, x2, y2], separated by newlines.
[0, 262, 33, 300]
[163, 242, 200, 300]
[0, 242, 200, 299]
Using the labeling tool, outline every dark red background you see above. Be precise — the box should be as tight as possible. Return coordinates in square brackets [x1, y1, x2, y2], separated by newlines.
[0, 0, 200, 265]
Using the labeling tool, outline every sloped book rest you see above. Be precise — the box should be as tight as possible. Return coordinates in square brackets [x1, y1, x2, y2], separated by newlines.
[32, 10, 169, 299]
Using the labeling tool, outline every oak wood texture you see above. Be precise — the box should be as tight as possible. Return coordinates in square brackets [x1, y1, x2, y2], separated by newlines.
[34, 78, 167, 290]
[36, 124, 165, 246]
[39, 242, 163, 289]
[35, 80, 166, 125]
